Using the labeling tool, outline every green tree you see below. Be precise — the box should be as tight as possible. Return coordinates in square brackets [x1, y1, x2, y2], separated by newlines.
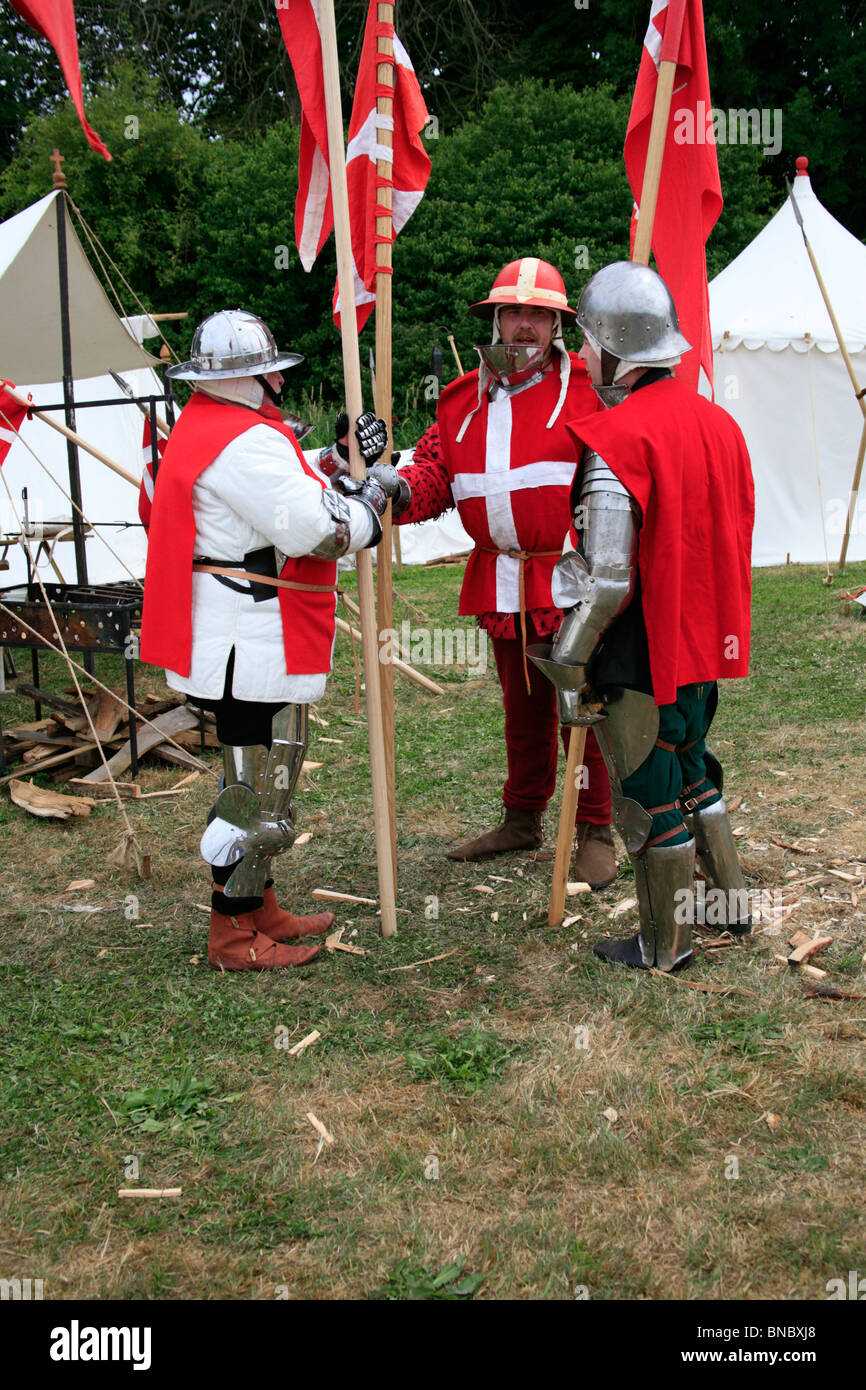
[0, 63, 210, 340]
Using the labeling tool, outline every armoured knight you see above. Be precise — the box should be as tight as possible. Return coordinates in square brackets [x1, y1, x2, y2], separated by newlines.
[530, 263, 755, 970]
[140, 309, 396, 970]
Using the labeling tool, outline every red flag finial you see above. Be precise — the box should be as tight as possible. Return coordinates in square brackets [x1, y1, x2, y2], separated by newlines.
[795, 155, 809, 176]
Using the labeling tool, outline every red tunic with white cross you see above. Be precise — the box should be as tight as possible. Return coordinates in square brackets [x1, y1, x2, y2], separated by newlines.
[395, 352, 602, 637]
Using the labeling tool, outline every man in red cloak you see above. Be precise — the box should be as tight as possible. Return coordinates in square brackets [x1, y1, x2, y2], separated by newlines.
[531, 262, 754, 971]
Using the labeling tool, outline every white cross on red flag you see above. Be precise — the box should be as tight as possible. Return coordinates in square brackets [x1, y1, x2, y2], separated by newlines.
[0, 382, 29, 469]
[332, 0, 431, 331]
[278, 0, 430, 330]
[625, 0, 722, 392]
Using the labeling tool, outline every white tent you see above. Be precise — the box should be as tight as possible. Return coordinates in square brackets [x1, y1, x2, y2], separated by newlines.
[0, 191, 163, 589]
[710, 160, 866, 567]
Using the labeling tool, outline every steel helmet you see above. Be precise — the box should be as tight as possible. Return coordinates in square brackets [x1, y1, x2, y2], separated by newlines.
[470, 257, 577, 320]
[166, 309, 304, 381]
[575, 262, 691, 363]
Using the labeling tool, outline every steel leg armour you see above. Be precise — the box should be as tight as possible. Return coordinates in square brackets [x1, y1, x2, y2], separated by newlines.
[687, 797, 751, 935]
[592, 688, 693, 971]
[199, 705, 308, 898]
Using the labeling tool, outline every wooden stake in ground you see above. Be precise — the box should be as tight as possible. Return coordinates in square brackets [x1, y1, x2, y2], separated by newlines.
[548, 726, 587, 927]
[320, 0, 397, 938]
[374, 2, 398, 894]
[631, 0, 688, 268]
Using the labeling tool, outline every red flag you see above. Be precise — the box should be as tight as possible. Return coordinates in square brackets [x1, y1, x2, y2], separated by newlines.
[137, 417, 166, 532]
[7, 1, 111, 161]
[277, 0, 333, 271]
[624, 0, 722, 392]
[0, 382, 29, 467]
[333, 3, 431, 331]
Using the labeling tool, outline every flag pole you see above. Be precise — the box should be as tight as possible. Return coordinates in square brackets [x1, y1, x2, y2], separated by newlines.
[548, 727, 587, 927]
[320, 0, 398, 937]
[631, 0, 688, 266]
[374, 0, 399, 892]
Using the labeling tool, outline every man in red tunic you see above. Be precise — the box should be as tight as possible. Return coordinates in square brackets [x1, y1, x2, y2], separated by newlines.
[141, 309, 395, 971]
[532, 262, 754, 970]
[389, 258, 616, 886]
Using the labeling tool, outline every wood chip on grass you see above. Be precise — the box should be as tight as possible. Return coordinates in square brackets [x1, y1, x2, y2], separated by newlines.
[287, 1030, 321, 1057]
[117, 1188, 182, 1200]
[9, 779, 95, 819]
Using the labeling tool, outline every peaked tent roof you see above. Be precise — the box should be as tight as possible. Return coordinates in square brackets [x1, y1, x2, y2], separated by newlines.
[0, 191, 158, 383]
[710, 163, 866, 353]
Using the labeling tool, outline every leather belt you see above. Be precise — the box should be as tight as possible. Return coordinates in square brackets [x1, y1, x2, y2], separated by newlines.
[480, 546, 561, 694]
[193, 548, 339, 601]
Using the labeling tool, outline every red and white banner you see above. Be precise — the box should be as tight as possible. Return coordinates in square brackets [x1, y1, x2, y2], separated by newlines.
[277, 0, 333, 272]
[333, 1, 431, 331]
[137, 417, 165, 531]
[0, 382, 29, 468]
[625, 0, 722, 392]
[7, 1, 111, 160]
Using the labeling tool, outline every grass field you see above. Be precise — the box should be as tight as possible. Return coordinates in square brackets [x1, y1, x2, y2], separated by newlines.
[1, 559, 864, 1301]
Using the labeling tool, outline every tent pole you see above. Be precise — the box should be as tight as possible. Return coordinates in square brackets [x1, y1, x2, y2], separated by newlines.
[55, 183, 88, 589]
[839, 420, 866, 574]
[787, 180, 866, 574]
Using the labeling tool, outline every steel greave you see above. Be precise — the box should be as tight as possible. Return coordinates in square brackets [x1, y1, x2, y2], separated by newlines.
[690, 797, 750, 930]
[632, 837, 695, 971]
[199, 705, 309, 897]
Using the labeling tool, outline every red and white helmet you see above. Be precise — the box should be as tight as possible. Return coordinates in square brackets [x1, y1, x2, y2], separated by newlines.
[457, 258, 576, 442]
[470, 258, 577, 320]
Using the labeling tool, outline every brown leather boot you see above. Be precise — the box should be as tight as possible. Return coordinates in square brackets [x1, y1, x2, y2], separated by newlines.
[208, 907, 320, 970]
[447, 807, 543, 861]
[249, 885, 334, 942]
[571, 823, 617, 890]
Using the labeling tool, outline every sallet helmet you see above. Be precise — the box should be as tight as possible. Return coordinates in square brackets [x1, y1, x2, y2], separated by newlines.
[575, 262, 691, 364]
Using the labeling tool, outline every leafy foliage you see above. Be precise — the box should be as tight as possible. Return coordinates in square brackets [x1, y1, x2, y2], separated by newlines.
[377, 1254, 485, 1300]
[114, 1072, 217, 1133]
[404, 1028, 518, 1091]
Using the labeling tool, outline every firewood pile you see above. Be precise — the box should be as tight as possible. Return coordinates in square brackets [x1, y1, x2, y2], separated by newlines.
[1, 684, 215, 791]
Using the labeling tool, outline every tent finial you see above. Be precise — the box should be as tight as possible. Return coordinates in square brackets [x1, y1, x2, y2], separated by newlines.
[50, 148, 67, 189]
[795, 155, 809, 177]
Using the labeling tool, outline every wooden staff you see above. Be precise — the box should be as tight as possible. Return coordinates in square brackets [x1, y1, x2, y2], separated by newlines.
[1, 384, 139, 487]
[320, 0, 397, 937]
[786, 180, 866, 572]
[548, 726, 587, 927]
[374, 0, 398, 892]
[631, 0, 688, 267]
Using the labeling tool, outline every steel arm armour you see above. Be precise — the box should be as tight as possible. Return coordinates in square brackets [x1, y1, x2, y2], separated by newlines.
[549, 451, 640, 675]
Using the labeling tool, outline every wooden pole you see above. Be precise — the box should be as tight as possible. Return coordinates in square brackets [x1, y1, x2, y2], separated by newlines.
[1, 385, 139, 487]
[335, 615, 444, 695]
[787, 181, 866, 573]
[374, 1, 398, 893]
[320, 0, 397, 937]
[548, 726, 587, 928]
[839, 419, 866, 573]
[631, 0, 688, 267]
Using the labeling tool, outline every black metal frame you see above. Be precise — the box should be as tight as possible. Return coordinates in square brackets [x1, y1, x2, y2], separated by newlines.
[0, 581, 144, 777]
